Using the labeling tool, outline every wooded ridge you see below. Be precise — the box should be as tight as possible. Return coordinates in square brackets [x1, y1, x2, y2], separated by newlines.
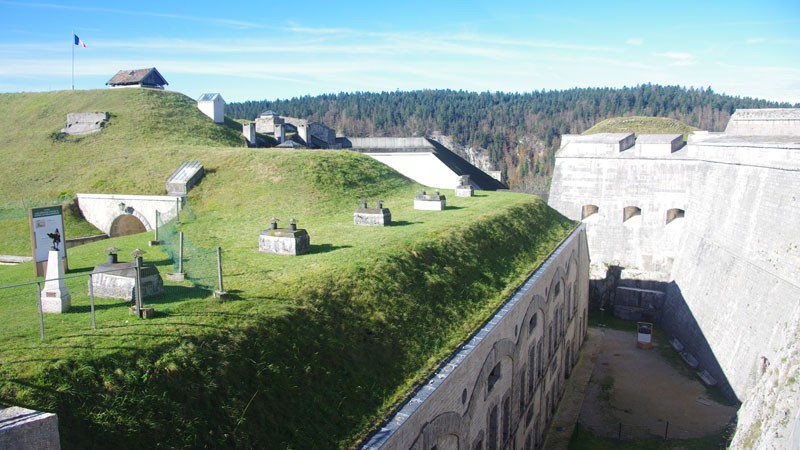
[228, 85, 796, 192]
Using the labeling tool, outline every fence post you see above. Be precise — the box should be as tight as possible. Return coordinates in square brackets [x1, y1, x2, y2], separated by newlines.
[134, 257, 143, 318]
[214, 246, 228, 299]
[89, 273, 96, 329]
[35, 281, 44, 340]
[664, 421, 669, 440]
[154, 210, 160, 242]
[176, 197, 181, 224]
[178, 232, 184, 274]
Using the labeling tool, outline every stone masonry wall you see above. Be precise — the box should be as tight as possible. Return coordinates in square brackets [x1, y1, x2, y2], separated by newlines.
[363, 226, 590, 449]
[666, 140, 800, 449]
[548, 111, 800, 449]
[548, 139, 692, 274]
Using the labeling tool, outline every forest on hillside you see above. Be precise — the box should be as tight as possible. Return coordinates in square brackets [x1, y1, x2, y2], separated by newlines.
[227, 85, 796, 193]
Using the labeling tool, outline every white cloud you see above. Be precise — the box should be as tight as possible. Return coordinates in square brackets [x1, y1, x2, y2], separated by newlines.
[626, 38, 643, 46]
[656, 52, 695, 66]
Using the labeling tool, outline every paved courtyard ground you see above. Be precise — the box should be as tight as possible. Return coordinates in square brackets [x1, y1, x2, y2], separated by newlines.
[544, 327, 737, 450]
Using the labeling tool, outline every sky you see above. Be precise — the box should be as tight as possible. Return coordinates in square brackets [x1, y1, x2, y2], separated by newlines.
[1, 0, 799, 104]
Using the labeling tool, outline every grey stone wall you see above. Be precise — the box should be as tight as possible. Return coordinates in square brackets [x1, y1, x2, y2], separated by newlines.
[0, 406, 60, 450]
[362, 226, 590, 449]
[548, 109, 800, 449]
[548, 138, 692, 275]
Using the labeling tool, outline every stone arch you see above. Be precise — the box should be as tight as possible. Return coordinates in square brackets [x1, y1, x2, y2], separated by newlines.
[464, 339, 516, 421]
[109, 213, 148, 237]
[410, 411, 463, 450]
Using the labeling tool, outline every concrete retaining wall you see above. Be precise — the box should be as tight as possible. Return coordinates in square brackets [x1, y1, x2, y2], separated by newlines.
[76, 193, 182, 236]
[363, 226, 590, 449]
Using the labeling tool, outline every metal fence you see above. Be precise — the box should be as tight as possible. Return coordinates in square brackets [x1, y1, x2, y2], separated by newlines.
[0, 261, 148, 340]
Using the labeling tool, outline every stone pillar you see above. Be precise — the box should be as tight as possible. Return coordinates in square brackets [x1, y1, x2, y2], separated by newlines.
[242, 123, 256, 147]
[298, 123, 309, 145]
[275, 123, 285, 144]
[41, 250, 70, 313]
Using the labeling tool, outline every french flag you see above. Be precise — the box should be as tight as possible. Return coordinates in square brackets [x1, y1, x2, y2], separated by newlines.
[74, 34, 86, 48]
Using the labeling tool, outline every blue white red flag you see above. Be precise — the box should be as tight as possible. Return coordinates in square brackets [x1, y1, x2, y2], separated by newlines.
[74, 34, 86, 48]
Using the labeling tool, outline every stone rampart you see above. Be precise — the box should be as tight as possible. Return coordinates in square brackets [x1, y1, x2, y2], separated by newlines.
[362, 226, 589, 449]
[548, 109, 800, 449]
[548, 140, 692, 274]
[724, 108, 800, 136]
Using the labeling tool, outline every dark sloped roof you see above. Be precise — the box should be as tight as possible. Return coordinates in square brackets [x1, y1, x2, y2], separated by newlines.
[106, 67, 168, 87]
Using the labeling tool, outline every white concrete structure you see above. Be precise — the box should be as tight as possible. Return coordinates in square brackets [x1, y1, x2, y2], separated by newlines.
[197, 93, 225, 124]
[41, 250, 70, 313]
[344, 137, 506, 191]
[76, 193, 182, 237]
[363, 226, 589, 449]
[547, 109, 800, 450]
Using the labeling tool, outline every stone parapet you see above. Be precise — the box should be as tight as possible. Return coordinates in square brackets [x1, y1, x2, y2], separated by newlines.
[0, 406, 60, 450]
[89, 263, 164, 301]
[259, 229, 310, 255]
[354, 208, 392, 226]
[414, 191, 446, 211]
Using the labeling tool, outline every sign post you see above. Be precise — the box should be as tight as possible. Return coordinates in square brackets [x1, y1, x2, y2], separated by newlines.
[30, 206, 68, 277]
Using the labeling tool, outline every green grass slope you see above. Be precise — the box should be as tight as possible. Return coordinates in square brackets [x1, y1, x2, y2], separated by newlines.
[583, 116, 697, 139]
[0, 89, 243, 204]
[0, 90, 577, 449]
[0, 89, 245, 254]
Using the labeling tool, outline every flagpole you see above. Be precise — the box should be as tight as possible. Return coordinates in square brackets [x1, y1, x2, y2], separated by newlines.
[71, 30, 75, 90]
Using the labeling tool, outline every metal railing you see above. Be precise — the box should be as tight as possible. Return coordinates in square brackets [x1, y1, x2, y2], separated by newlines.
[0, 261, 145, 340]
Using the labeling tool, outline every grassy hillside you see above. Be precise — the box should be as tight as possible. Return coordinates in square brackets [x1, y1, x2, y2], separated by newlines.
[0, 90, 576, 449]
[583, 116, 697, 139]
[0, 89, 245, 254]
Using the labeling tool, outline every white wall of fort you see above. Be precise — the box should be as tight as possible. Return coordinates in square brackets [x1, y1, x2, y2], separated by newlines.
[547, 109, 800, 449]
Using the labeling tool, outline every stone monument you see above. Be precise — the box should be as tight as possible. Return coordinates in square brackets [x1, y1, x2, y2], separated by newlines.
[259, 218, 310, 256]
[354, 199, 391, 226]
[89, 248, 164, 303]
[413, 190, 446, 211]
[455, 175, 474, 197]
[40, 249, 70, 313]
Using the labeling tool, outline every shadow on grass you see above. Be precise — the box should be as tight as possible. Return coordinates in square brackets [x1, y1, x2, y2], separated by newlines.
[68, 300, 130, 314]
[445, 206, 466, 211]
[309, 244, 353, 254]
[390, 221, 420, 227]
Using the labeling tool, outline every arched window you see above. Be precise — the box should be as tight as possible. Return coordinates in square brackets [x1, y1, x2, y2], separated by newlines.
[623, 206, 641, 222]
[581, 204, 599, 220]
[666, 208, 685, 224]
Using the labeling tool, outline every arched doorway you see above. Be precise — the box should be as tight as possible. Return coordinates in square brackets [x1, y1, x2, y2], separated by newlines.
[110, 214, 146, 237]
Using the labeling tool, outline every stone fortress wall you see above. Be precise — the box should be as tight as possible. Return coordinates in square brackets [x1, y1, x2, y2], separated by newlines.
[547, 109, 800, 449]
[364, 226, 590, 449]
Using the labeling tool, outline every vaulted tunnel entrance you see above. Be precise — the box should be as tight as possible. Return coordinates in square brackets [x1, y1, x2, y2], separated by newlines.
[110, 214, 146, 237]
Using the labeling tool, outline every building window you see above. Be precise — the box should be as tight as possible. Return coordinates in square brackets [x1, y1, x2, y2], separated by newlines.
[666, 208, 685, 224]
[581, 204, 599, 219]
[487, 363, 501, 394]
[502, 397, 511, 445]
[529, 312, 538, 334]
[623, 206, 642, 222]
[488, 405, 498, 450]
